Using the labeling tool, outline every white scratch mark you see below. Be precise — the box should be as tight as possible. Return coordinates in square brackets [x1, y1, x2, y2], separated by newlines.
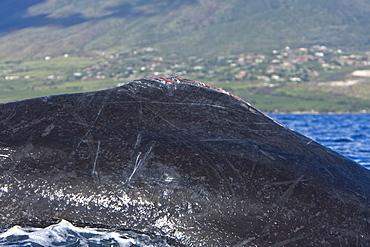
[260, 150, 276, 160]
[126, 143, 155, 185]
[233, 237, 256, 247]
[92, 140, 100, 178]
[134, 132, 142, 150]
[75, 106, 103, 151]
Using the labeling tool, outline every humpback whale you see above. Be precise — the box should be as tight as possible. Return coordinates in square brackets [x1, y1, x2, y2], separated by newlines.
[0, 77, 369, 246]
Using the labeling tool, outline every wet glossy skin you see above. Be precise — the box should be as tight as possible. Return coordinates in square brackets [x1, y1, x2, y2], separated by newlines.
[1, 77, 370, 246]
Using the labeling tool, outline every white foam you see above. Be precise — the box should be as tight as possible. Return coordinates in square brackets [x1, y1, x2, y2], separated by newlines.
[0, 219, 171, 246]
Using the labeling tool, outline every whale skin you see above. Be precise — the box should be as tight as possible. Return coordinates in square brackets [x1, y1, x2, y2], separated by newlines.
[0, 77, 370, 246]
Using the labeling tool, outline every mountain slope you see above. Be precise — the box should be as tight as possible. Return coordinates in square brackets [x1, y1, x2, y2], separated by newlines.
[1, 0, 370, 61]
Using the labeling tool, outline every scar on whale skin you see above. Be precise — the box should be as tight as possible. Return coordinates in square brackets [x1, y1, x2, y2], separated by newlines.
[0, 77, 369, 246]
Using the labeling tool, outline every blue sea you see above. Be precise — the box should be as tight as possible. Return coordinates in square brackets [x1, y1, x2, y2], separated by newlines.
[1, 114, 369, 246]
[270, 114, 370, 169]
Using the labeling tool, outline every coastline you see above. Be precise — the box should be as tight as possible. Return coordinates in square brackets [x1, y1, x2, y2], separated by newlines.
[268, 110, 369, 115]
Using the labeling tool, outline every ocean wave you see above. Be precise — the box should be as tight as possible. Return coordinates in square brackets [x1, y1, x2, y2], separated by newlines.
[0, 220, 171, 247]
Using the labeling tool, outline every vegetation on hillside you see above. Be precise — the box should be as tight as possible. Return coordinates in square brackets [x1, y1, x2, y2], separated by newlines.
[1, 0, 370, 112]
[1, 0, 370, 60]
[1, 45, 370, 113]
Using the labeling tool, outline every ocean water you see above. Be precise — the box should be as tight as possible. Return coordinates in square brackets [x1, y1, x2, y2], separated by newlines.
[270, 114, 370, 169]
[0, 220, 172, 247]
[1, 114, 369, 246]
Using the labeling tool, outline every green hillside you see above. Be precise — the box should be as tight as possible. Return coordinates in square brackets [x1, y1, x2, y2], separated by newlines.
[1, 45, 370, 113]
[1, 0, 370, 60]
[1, 0, 370, 113]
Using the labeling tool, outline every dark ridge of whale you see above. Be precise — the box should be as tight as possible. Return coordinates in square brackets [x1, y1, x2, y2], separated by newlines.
[0, 77, 369, 246]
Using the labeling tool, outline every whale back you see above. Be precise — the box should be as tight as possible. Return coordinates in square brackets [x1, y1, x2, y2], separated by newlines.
[1, 77, 369, 246]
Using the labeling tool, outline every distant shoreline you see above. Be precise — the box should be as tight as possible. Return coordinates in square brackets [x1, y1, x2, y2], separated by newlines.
[268, 111, 369, 115]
